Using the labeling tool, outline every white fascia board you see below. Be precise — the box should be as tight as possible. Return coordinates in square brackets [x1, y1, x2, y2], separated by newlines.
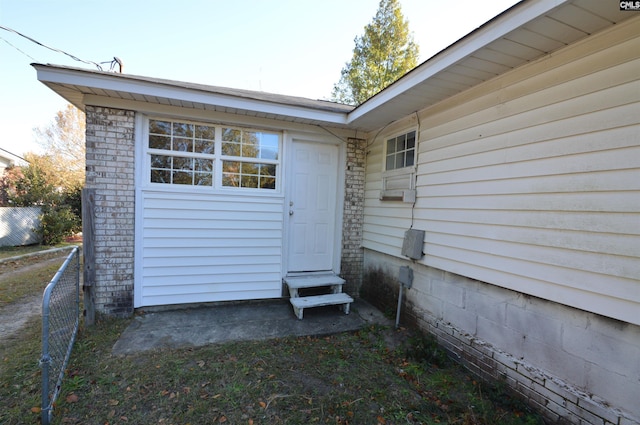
[347, 0, 568, 124]
[34, 65, 349, 126]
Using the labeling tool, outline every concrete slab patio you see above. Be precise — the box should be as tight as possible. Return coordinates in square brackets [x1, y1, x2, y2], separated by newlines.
[112, 299, 392, 356]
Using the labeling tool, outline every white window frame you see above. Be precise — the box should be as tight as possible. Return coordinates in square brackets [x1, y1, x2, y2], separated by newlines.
[220, 127, 280, 191]
[380, 129, 417, 202]
[144, 117, 282, 193]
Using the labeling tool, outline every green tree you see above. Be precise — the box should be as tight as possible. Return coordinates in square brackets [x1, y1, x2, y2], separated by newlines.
[331, 0, 419, 106]
[1, 156, 56, 207]
[2, 154, 81, 245]
[0, 104, 86, 245]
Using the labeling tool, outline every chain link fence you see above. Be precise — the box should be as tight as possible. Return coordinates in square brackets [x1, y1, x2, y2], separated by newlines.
[39, 246, 80, 425]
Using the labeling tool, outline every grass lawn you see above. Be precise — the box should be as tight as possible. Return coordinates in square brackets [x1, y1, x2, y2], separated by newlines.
[0, 242, 78, 260]
[0, 244, 50, 260]
[0, 245, 75, 305]
[0, 250, 545, 425]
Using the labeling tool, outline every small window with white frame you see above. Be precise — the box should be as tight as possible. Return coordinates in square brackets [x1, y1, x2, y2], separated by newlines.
[146, 118, 280, 191]
[380, 129, 417, 202]
[385, 130, 415, 171]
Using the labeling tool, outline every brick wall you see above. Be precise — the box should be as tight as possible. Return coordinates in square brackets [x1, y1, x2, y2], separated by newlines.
[340, 138, 366, 295]
[85, 106, 136, 317]
[363, 249, 640, 425]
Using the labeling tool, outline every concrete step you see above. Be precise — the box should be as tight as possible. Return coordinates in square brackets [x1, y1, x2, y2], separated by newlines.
[289, 293, 353, 320]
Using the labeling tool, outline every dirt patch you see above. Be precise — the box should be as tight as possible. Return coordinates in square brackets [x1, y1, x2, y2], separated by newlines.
[0, 253, 69, 340]
[0, 293, 41, 341]
[0, 253, 67, 283]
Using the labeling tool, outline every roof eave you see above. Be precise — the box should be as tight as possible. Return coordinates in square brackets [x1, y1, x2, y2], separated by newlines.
[347, 0, 567, 128]
[33, 64, 352, 128]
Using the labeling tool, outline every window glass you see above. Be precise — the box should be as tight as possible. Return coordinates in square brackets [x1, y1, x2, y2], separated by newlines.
[172, 122, 193, 138]
[385, 131, 416, 171]
[173, 138, 192, 152]
[222, 161, 277, 190]
[407, 132, 416, 149]
[148, 120, 215, 187]
[220, 127, 279, 190]
[222, 128, 279, 160]
[149, 134, 170, 150]
[149, 120, 171, 135]
[148, 119, 279, 190]
[195, 125, 215, 154]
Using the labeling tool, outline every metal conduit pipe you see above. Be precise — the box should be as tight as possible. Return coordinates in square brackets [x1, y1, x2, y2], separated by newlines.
[395, 266, 413, 329]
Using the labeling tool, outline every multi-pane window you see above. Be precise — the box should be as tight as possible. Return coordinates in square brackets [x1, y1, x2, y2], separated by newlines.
[221, 128, 278, 189]
[149, 120, 216, 186]
[147, 119, 279, 190]
[385, 131, 416, 170]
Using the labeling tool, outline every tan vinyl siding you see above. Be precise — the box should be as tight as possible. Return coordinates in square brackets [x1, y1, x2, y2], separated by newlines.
[363, 17, 640, 325]
[137, 191, 283, 307]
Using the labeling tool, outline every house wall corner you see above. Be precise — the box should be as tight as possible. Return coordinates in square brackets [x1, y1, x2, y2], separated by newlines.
[340, 137, 366, 295]
[362, 249, 640, 425]
[85, 105, 136, 317]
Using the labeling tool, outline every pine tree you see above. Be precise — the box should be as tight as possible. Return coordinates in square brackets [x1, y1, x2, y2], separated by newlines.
[331, 0, 419, 106]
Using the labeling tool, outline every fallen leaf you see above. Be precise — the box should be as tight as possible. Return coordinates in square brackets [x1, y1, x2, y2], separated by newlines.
[109, 399, 119, 406]
[248, 420, 254, 425]
[219, 416, 227, 423]
[31, 406, 41, 413]
[66, 393, 79, 403]
[377, 416, 386, 424]
[259, 401, 267, 409]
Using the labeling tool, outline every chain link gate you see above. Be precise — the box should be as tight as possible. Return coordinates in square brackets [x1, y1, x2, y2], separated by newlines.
[40, 246, 80, 425]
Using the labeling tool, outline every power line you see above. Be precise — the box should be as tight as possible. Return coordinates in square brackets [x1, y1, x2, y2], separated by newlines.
[0, 147, 29, 163]
[0, 35, 37, 61]
[0, 24, 104, 70]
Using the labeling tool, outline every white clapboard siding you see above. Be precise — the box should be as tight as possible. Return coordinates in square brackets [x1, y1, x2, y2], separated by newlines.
[136, 191, 284, 307]
[363, 20, 640, 325]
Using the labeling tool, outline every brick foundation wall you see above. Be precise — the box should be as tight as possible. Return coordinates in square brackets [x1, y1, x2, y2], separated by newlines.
[340, 138, 366, 295]
[363, 249, 640, 425]
[85, 106, 136, 317]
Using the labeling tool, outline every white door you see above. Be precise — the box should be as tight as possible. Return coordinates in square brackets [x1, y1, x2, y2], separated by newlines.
[287, 140, 339, 272]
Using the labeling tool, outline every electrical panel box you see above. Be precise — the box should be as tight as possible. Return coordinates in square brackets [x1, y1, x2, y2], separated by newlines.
[401, 228, 424, 260]
[399, 266, 413, 288]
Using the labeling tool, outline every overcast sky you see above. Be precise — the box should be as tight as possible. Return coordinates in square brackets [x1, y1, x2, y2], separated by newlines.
[0, 0, 520, 157]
